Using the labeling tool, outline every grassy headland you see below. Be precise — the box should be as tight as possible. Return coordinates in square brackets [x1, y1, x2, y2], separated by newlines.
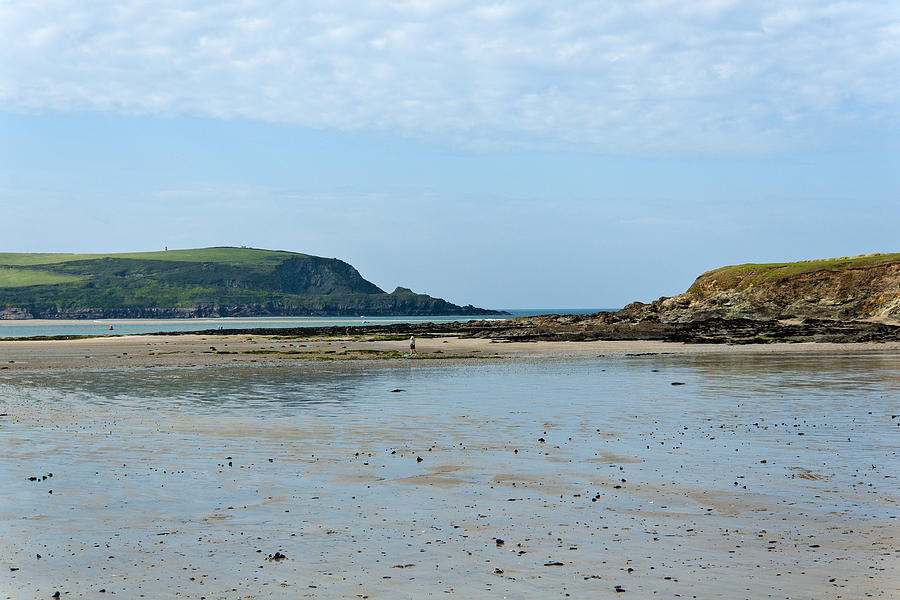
[0, 247, 504, 318]
[688, 252, 900, 295]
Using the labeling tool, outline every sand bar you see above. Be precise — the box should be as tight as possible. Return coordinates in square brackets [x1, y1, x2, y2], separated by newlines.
[2, 332, 900, 372]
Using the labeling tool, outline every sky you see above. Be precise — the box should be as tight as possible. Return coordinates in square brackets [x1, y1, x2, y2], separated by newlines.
[1, 1, 898, 309]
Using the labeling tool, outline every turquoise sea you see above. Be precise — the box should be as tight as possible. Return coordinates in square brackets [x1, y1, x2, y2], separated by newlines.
[0, 309, 614, 338]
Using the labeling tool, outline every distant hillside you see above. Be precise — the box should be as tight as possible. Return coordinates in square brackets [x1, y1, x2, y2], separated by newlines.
[0, 247, 505, 319]
[622, 252, 900, 323]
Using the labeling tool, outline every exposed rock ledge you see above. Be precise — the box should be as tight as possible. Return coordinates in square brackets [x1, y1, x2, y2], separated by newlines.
[0, 308, 33, 320]
[638, 256, 900, 323]
[139, 314, 900, 345]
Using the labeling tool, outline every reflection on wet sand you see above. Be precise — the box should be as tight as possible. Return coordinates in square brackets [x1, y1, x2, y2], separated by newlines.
[1, 353, 898, 599]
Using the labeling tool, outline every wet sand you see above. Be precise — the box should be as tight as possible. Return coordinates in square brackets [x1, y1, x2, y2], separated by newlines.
[1, 337, 898, 599]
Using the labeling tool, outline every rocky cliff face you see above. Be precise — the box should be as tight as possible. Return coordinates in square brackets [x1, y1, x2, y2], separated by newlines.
[0, 307, 32, 320]
[622, 255, 900, 323]
[459, 254, 900, 344]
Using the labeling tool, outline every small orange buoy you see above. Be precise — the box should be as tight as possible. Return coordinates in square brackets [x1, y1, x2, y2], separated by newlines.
[109, 325, 114, 330]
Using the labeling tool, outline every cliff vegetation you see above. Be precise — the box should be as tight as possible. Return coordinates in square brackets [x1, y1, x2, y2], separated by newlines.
[0, 247, 503, 319]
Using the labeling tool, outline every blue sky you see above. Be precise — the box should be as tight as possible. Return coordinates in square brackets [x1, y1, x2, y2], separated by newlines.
[1, 1, 898, 308]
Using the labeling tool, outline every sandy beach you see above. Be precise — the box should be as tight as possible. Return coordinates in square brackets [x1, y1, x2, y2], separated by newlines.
[1, 335, 898, 599]
[3, 332, 900, 372]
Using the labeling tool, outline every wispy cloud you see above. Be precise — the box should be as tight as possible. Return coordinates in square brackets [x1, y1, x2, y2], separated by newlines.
[1, 1, 897, 154]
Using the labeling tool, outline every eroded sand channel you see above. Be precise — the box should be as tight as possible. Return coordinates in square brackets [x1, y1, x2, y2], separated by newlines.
[1, 352, 898, 599]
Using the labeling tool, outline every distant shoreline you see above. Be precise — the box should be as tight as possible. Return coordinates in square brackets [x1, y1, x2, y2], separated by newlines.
[3, 312, 900, 345]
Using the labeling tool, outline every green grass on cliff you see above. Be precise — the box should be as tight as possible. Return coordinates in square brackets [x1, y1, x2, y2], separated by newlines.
[0, 267, 84, 288]
[0, 247, 300, 267]
[689, 252, 900, 294]
[0, 246, 499, 317]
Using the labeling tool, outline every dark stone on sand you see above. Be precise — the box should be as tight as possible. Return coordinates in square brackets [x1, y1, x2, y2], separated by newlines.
[390, 389, 406, 393]
[52, 593, 60, 599]
[495, 539, 504, 546]
[615, 585, 626, 592]
[671, 382, 686, 386]
[416, 456, 423, 462]
[544, 561, 564, 566]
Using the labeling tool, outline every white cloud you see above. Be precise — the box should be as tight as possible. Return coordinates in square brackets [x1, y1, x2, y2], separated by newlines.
[0, 0, 897, 154]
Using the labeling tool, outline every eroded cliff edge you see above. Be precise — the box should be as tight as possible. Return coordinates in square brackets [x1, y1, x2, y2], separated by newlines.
[632, 253, 900, 323]
[460, 253, 900, 343]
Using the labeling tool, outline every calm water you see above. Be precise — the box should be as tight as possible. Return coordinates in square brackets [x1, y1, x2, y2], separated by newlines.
[3, 352, 897, 484]
[0, 309, 614, 339]
[3, 352, 895, 598]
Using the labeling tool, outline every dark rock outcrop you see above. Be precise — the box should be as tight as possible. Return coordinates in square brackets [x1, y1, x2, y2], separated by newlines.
[166, 314, 900, 344]
[659, 254, 900, 322]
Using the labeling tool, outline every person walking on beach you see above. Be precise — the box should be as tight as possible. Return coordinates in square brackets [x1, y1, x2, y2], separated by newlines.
[409, 335, 417, 356]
